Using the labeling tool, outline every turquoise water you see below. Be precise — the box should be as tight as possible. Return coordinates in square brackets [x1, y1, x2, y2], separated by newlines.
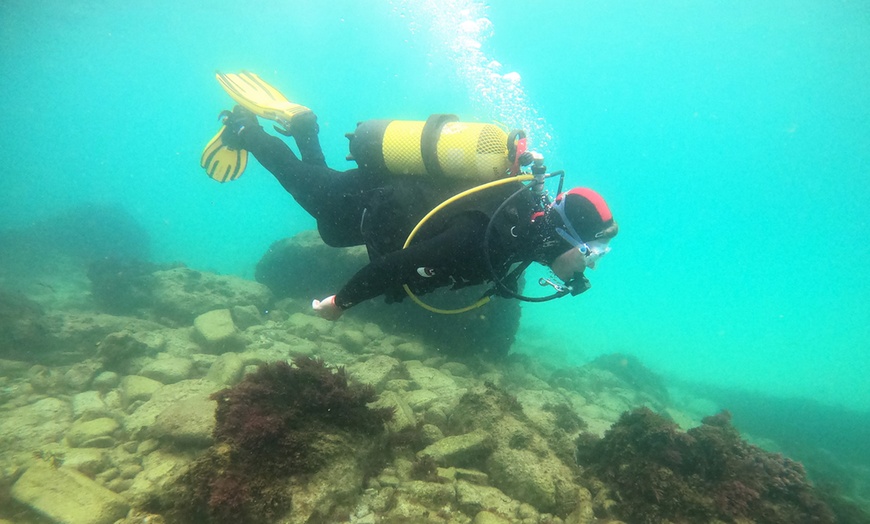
[1, 0, 868, 420]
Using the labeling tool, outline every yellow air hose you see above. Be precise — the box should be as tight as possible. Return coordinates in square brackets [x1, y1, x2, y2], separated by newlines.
[401, 174, 535, 314]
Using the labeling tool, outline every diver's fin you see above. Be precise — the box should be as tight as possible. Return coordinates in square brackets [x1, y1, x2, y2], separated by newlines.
[200, 128, 248, 182]
[216, 71, 312, 134]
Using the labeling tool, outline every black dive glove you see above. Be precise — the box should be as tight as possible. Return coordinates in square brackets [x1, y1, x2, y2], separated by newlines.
[219, 105, 261, 150]
[567, 272, 591, 295]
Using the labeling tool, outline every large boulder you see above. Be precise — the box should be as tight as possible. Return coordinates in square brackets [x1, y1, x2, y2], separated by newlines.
[86, 259, 273, 325]
[283, 433, 382, 524]
[11, 461, 130, 524]
[150, 397, 217, 447]
[448, 384, 582, 517]
[255, 231, 521, 357]
[193, 309, 243, 352]
[65, 417, 121, 448]
[0, 290, 56, 360]
[0, 397, 72, 463]
[87, 257, 176, 315]
[123, 379, 222, 440]
[0, 203, 150, 265]
[147, 268, 273, 324]
[418, 429, 494, 467]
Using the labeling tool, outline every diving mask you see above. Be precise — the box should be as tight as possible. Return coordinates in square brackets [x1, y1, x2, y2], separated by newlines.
[550, 195, 611, 269]
[582, 239, 611, 269]
[553, 226, 611, 270]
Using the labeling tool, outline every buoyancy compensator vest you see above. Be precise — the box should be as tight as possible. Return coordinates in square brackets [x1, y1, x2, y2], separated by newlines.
[346, 114, 512, 182]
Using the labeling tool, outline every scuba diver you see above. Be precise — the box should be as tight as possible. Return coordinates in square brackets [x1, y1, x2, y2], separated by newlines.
[202, 72, 618, 321]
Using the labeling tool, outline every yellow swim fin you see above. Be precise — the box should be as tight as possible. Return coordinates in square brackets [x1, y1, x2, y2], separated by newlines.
[215, 71, 312, 135]
[200, 128, 248, 183]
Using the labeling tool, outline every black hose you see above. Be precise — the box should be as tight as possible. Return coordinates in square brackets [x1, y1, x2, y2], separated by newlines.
[483, 184, 569, 302]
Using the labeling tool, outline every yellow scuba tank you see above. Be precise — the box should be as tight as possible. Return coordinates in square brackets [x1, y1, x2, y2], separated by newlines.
[346, 114, 511, 181]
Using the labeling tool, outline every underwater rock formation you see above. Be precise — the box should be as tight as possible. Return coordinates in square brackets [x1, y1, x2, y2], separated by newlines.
[255, 231, 521, 357]
[588, 353, 670, 404]
[575, 407, 836, 524]
[3, 247, 868, 523]
[87, 262, 273, 325]
[12, 461, 130, 524]
[87, 257, 171, 315]
[550, 354, 670, 410]
[0, 203, 151, 264]
[0, 290, 56, 361]
[166, 356, 393, 523]
[446, 383, 582, 517]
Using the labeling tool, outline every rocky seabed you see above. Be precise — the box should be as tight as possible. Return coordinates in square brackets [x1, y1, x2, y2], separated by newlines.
[0, 268, 707, 524]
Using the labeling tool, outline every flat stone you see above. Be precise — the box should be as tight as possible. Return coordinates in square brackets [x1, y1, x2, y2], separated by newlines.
[418, 429, 493, 467]
[193, 309, 242, 352]
[405, 389, 440, 411]
[420, 423, 445, 445]
[406, 362, 459, 394]
[11, 461, 129, 524]
[97, 330, 166, 370]
[486, 445, 578, 515]
[362, 322, 384, 340]
[397, 479, 454, 506]
[139, 357, 194, 384]
[66, 417, 120, 448]
[137, 439, 160, 455]
[0, 397, 72, 453]
[125, 451, 193, 508]
[91, 371, 120, 391]
[337, 329, 368, 351]
[63, 362, 102, 391]
[0, 358, 31, 375]
[395, 341, 428, 360]
[455, 480, 517, 519]
[231, 304, 263, 329]
[455, 467, 490, 486]
[62, 448, 108, 477]
[348, 355, 401, 390]
[71, 391, 109, 421]
[120, 375, 163, 408]
[205, 352, 245, 386]
[286, 312, 333, 339]
[441, 361, 472, 378]
[147, 267, 272, 323]
[124, 379, 221, 440]
[385, 379, 412, 392]
[119, 464, 143, 480]
[371, 391, 415, 433]
[151, 397, 216, 447]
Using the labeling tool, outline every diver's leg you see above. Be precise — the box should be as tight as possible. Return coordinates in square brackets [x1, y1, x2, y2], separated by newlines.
[244, 127, 375, 247]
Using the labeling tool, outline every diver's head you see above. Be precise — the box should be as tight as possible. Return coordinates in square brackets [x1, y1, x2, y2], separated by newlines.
[540, 187, 618, 281]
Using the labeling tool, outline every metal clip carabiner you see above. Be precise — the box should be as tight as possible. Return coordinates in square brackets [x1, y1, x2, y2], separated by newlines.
[538, 277, 571, 294]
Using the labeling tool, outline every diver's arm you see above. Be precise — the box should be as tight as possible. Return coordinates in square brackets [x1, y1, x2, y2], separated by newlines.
[289, 112, 326, 167]
[333, 216, 487, 310]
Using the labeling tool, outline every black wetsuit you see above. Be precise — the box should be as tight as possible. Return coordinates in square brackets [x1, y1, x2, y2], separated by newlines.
[240, 121, 550, 310]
